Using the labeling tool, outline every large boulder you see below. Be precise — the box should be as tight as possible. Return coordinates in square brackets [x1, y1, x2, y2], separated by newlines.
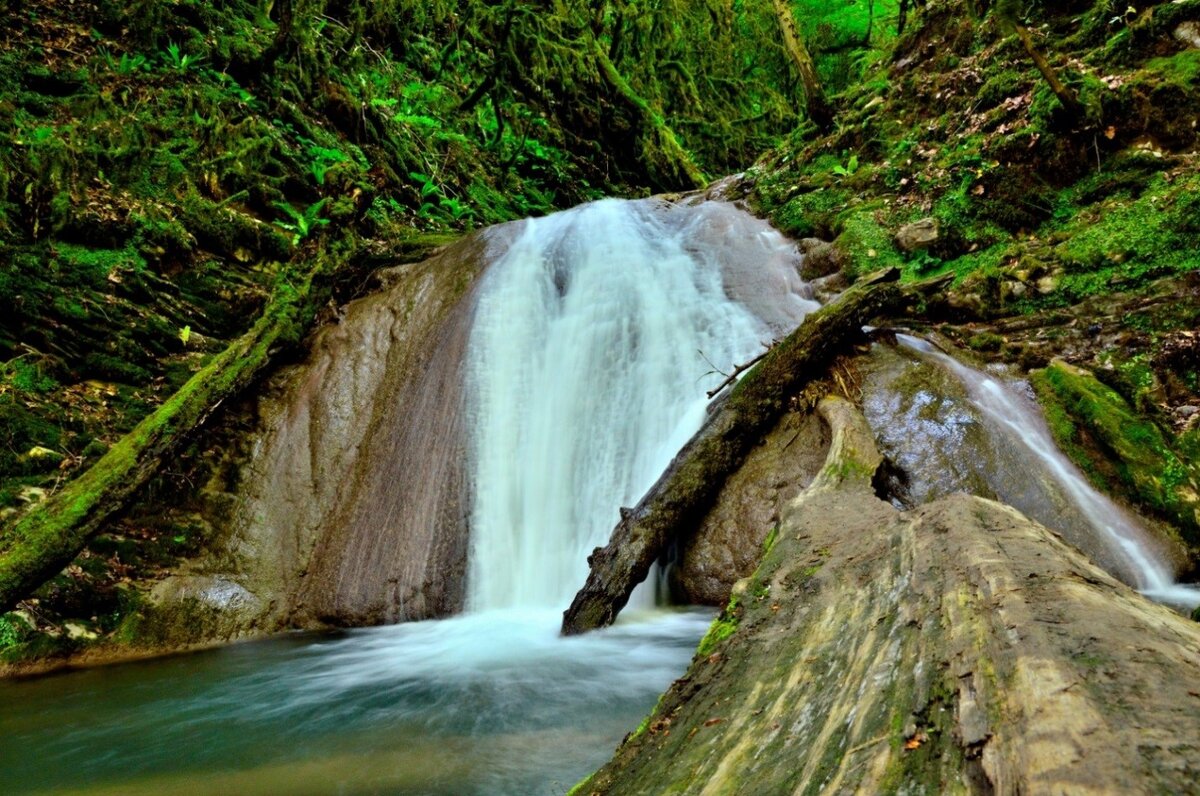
[576, 398, 1200, 795]
[674, 410, 828, 604]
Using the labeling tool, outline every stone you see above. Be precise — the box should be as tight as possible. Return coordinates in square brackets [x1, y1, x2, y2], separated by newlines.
[25, 446, 62, 461]
[580, 400, 1200, 796]
[796, 237, 826, 254]
[16, 486, 47, 504]
[675, 411, 828, 604]
[798, 240, 843, 280]
[63, 622, 98, 641]
[895, 217, 939, 252]
[809, 272, 848, 303]
[1174, 21, 1200, 49]
[1036, 274, 1059, 295]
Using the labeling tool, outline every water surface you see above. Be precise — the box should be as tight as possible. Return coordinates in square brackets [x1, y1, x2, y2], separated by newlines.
[0, 609, 710, 795]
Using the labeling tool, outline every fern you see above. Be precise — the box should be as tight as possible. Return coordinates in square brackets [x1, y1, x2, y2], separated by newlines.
[272, 199, 330, 245]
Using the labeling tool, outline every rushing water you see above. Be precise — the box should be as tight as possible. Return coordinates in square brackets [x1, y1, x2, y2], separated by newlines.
[0, 199, 816, 795]
[466, 199, 815, 610]
[881, 334, 1200, 609]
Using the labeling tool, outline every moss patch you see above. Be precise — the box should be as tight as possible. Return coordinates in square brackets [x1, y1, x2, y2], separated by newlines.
[1031, 361, 1200, 549]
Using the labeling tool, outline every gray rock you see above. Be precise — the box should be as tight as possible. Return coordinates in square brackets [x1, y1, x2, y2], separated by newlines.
[799, 240, 843, 280]
[895, 217, 939, 252]
[1174, 21, 1200, 49]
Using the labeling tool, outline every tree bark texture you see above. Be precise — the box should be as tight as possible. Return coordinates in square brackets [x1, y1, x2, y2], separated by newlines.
[771, 0, 835, 130]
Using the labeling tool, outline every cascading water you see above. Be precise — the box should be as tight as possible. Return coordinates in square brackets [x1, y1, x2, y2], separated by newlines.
[0, 198, 816, 796]
[465, 198, 815, 611]
[893, 334, 1200, 609]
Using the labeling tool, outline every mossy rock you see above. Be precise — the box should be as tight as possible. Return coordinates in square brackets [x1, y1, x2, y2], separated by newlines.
[1031, 360, 1200, 550]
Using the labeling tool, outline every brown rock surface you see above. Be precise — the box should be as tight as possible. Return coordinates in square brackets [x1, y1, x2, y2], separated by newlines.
[147, 230, 503, 634]
[576, 397, 1200, 795]
[674, 410, 828, 604]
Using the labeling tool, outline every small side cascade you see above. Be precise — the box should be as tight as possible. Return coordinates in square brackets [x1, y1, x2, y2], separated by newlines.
[896, 334, 1200, 609]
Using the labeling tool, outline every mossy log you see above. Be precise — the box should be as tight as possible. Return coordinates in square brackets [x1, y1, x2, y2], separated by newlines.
[593, 42, 708, 191]
[771, 0, 835, 130]
[0, 259, 327, 615]
[574, 398, 1200, 795]
[561, 269, 902, 635]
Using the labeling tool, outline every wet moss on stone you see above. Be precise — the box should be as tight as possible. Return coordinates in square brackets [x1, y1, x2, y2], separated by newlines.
[1032, 360, 1200, 550]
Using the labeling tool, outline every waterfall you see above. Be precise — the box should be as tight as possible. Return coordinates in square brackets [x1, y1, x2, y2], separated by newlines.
[463, 198, 816, 611]
[896, 334, 1200, 609]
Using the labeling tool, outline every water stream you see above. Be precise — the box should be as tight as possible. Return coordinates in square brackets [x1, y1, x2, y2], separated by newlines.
[4, 199, 1195, 794]
[872, 334, 1200, 609]
[0, 199, 815, 795]
[466, 199, 814, 610]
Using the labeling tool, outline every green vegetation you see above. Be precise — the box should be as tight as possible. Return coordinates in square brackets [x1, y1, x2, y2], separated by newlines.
[1032, 361, 1200, 548]
[750, 0, 1200, 315]
[697, 594, 741, 657]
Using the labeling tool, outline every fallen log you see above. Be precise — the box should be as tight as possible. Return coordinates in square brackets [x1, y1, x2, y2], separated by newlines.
[561, 268, 902, 635]
[0, 258, 330, 614]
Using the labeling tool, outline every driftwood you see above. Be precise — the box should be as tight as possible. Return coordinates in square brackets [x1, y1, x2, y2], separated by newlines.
[705, 345, 772, 399]
[561, 268, 902, 635]
[0, 260, 327, 614]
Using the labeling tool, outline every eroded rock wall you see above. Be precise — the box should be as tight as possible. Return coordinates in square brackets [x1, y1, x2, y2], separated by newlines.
[146, 231, 505, 637]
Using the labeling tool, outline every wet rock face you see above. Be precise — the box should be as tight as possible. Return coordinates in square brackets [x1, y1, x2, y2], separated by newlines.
[580, 400, 1200, 796]
[147, 231, 504, 635]
[673, 411, 828, 604]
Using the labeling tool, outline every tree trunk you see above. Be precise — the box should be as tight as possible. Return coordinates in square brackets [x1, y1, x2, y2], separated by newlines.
[593, 41, 708, 190]
[770, 0, 835, 131]
[0, 260, 327, 615]
[1011, 20, 1084, 118]
[993, 0, 1082, 119]
[561, 269, 902, 635]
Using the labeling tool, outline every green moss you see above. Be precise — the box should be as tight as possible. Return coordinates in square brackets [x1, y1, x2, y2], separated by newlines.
[564, 774, 595, 796]
[762, 523, 780, 555]
[1031, 361, 1200, 547]
[966, 331, 1004, 353]
[697, 593, 740, 657]
[836, 209, 905, 280]
[770, 186, 852, 239]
